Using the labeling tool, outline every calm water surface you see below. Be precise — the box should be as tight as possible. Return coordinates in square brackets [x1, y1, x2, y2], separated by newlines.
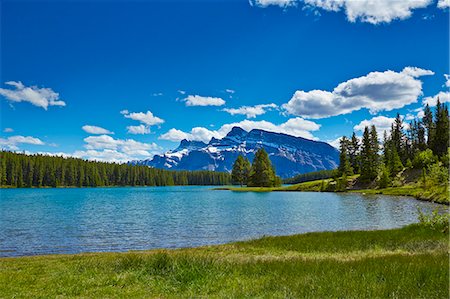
[0, 186, 446, 257]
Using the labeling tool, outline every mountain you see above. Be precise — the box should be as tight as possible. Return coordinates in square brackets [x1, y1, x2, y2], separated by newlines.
[135, 127, 339, 178]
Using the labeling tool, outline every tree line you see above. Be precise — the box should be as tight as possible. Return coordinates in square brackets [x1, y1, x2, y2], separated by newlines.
[338, 100, 449, 189]
[231, 148, 282, 187]
[0, 151, 231, 188]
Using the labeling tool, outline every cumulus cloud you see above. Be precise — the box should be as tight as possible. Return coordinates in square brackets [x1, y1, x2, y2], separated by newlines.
[422, 91, 450, 107]
[249, 0, 296, 7]
[159, 117, 321, 143]
[223, 103, 277, 118]
[438, 0, 450, 9]
[77, 134, 161, 162]
[82, 125, 114, 135]
[282, 67, 434, 119]
[183, 95, 226, 107]
[3, 128, 13, 133]
[304, 0, 432, 24]
[353, 115, 396, 136]
[127, 125, 150, 135]
[0, 135, 45, 150]
[0, 81, 66, 110]
[444, 74, 450, 88]
[122, 110, 164, 126]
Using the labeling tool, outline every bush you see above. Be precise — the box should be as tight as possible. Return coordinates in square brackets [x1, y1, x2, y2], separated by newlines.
[418, 208, 449, 233]
[427, 162, 449, 187]
[377, 164, 390, 188]
[413, 149, 438, 169]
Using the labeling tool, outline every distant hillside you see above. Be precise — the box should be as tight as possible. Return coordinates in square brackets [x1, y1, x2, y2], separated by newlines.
[135, 127, 339, 178]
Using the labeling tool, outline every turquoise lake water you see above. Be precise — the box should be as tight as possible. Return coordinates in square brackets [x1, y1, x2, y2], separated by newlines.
[0, 186, 446, 257]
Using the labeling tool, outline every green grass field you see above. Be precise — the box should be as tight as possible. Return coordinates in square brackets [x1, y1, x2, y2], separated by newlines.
[1, 224, 448, 298]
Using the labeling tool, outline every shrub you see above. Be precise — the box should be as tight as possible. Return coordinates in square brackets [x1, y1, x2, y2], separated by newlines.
[413, 149, 438, 169]
[418, 208, 449, 233]
[427, 162, 449, 187]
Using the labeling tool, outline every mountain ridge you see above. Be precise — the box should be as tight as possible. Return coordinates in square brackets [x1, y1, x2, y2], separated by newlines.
[135, 127, 339, 178]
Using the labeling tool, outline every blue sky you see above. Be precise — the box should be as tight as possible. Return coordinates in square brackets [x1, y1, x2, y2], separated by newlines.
[1, 0, 449, 162]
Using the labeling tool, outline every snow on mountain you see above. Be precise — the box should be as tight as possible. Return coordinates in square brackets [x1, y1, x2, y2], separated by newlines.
[134, 127, 339, 178]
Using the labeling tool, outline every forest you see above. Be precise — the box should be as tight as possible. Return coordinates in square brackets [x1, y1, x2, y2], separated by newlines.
[0, 151, 230, 187]
[336, 100, 449, 191]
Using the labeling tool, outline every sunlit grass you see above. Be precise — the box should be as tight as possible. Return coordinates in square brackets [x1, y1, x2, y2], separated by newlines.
[1, 224, 448, 298]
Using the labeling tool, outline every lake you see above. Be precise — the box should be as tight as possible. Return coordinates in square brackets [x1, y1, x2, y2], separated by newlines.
[0, 186, 446, 257]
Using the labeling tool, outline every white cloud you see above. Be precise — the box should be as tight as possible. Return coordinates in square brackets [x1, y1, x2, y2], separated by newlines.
[250, 0, 296, 7]
[78, 134, 161, 162]
[0, 135, 45, 150]
[152, 92, 163, 96]
[0, 81, 66, 110]
[223, 103, 277, 118]
[304, 0, 432, 24]
[282, 67, 434, 119]
[183, 95, 226, 107]
[3, 128, 13, 133]
[225, 89, 235, 94]
[177, 90, 186, 95]
[122, 110, 164, 126]
[444, 74, 450, 88]
[422, 91, 450, 107]
[127, 125, 150, 135]
[438, 0, 450, 9]
[327, 137, 342, 149]
[82, 125, 114, 135]
[159, 117, 321, 143]
[401, 66, 435, 78]
[353, 116, 396, 136]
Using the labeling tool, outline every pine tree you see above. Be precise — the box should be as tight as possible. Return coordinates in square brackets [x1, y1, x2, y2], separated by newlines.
[433, 99, 449, 157]
[338, 136, 353, 176]
[231, 155, 250, 186]
[247, 148, 280, 187]
[348, 132, 360, 173]
[360, 126, 378, 182]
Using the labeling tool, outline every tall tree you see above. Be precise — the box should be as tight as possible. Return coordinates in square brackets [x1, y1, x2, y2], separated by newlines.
[338, 136, 353, 176]
[348, 132, 360, 173]
[247, 148, 280, 187]
[433, 99, 449, 157]
[360, 126, 378, 182]
[231, 155, 251, 186]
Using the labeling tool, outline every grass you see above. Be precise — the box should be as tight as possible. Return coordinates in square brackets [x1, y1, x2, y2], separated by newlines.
[0, 224, 448, 298]
[352, 184, 449, 204]
[216, 174, 449, 204]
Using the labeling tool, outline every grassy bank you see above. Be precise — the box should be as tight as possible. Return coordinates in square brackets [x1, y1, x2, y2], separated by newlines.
[216, 174, 449, 204]
[0, 224, 448, 298]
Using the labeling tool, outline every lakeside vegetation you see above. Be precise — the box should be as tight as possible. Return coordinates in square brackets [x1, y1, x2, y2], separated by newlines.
[223, 101, 449, 204]
[0, 151, 230, 188]
[1, 217, 447, 298]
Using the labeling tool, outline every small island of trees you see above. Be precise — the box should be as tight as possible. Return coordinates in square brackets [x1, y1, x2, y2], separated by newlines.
[231, 148, 282, 187]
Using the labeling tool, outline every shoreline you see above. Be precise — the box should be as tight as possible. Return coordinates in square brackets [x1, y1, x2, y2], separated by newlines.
[1, 224, 447, 297]
[214, 181, 449, 205]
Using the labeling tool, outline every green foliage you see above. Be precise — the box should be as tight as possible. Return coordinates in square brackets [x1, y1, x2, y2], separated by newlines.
[283, 169, 337, 184]
[413, 149, 438, 169]
[231, 155, 250, 186]
[359, 126, 379, 182]
[418, 208, 449, 233]
[427, 162, 449, 187]
[377, 164, 390, 188]
[338, 136, 353, 177]
[432, 99, 450, 157]
[0, 151, 231, 188]
[247, 149, 281, 187]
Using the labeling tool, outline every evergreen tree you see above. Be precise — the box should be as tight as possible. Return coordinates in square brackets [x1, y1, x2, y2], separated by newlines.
[231, 155, 251, 186]
[433, 99, 449, 157]
[360, 126, 378, 182]
[247, 148, 280, 187]
[348, 132, 360, 173]
[338, 136, 353, 176]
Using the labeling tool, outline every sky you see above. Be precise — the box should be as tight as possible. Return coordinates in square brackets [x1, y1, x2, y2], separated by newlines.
[0, 0, 449, 162]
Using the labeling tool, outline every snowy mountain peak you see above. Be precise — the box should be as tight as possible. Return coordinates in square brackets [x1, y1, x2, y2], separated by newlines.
[135, 127, 339, 178]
